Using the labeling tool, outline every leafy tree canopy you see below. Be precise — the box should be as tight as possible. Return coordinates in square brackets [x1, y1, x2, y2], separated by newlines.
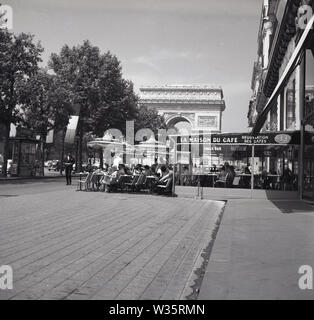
[49, 40, 139, 136]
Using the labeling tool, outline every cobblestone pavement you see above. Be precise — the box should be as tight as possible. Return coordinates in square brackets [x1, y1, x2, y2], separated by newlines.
[0, 180, 224, 300]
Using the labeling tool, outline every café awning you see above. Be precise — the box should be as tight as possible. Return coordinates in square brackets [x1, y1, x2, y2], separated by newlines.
[252, 14, 314, 135]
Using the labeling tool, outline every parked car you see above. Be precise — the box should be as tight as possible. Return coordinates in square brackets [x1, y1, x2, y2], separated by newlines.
[44, 160, 53, 168]
[0, 159, 12, 174]
[48, 160, 63, 171]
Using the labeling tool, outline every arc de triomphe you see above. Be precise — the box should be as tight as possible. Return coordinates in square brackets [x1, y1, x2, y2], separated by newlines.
[139, 85, 226, 133]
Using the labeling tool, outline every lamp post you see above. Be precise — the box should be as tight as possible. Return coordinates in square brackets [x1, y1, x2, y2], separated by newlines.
[169, 136, 177, 197]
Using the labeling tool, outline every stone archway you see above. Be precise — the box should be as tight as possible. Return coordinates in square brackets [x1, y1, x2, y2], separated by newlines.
[166, 115, 193, 135]
[139, 85, 225, 133]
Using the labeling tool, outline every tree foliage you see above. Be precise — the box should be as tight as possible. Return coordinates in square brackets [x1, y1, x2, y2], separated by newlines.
[18, 69, 73, 136]
[49, 40, 140, 136]
[0, 29, 43, 175]
[0, 30, 43, 125]
[134, 105, 167, 134]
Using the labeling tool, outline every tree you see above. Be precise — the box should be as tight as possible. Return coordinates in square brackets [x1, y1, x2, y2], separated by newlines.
[49, 41, 139, 170]
[18, 69, 73, 170]
[134, 105, 167, 135]
[0, 29, 43, 176]
[19, 69, 73, 136]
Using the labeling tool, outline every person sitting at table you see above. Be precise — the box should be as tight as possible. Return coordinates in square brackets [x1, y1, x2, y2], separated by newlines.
[124, 166, 133, 176]
[143, 165, 153, 176]
[226, 165, 236, 187]
[118, 163, 126, 175]
[102, 165, 118, 192]
[133, 164, 142, 175]
[156, 164, 164, 178]
[86, 159, 93, 173]
[150, 164, 157, 175]
[153, 165, 173, 195]
[103, 163, 109, 173]
[214, 165, 227, 187]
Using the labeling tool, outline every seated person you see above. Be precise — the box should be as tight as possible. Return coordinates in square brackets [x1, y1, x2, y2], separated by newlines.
[133, 164, 142, 175]
[124, 166, 133, 176]
[153, 166, 173, 195]
[86, 159, 93, 173]
[102, 166, 119, 192]
[103, 163, 109, 173]
[143, 165, 153, 176]
[226, 165, 235, 188]
[214, 165, 227, 187]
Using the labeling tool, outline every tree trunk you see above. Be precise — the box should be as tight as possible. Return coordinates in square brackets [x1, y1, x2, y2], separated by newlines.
[41, 134, 46, 176]
[75, 137, 79, 173]
[1, 122, 10, 177]
[78, 121, 83, 172]
[60, 128, 66, 176]
[99, 148, 103, 169]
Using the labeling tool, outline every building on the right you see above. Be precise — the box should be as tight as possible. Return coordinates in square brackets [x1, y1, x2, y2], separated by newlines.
[248, 0, 314, 199]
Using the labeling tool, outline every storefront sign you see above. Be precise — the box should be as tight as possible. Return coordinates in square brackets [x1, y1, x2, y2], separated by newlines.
[178, 131, 300, 145]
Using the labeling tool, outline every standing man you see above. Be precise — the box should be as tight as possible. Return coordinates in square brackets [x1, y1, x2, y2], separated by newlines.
[64, 153, 75, 185]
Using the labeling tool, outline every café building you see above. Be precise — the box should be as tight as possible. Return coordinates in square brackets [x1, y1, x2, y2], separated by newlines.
[248, 0, 314, 200]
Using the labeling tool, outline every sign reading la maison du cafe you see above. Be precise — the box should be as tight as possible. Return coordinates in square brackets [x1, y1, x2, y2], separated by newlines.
[178, 131, 301, 145]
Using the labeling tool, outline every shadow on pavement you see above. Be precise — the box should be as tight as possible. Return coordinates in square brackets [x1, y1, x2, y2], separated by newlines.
[270, 200, 314, 214]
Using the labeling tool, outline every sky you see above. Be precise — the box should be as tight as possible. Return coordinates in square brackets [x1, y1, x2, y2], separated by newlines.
[5, 0, 262, 132]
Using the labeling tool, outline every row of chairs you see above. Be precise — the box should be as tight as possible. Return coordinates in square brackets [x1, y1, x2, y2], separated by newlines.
[76, 172, 172, 194]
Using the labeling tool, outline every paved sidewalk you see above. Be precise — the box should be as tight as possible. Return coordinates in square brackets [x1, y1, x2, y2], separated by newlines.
[198, 198, 314, 300]
[0, 182, 224, 300]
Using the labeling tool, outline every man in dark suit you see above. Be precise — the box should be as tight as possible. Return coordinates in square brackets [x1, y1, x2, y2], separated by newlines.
[64, 153, 75, 185]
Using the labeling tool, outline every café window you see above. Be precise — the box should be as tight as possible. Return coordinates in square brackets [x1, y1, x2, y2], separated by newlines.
[285, 71, 297, 131]
[303, 48, 314, 200]
[269, 103, 278, 131]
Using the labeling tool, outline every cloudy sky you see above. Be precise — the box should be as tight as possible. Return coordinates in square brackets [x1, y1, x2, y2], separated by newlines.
[6, 0, 262, 132]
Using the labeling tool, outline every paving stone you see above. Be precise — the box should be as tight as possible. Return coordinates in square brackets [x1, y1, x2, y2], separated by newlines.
[0, 181, 224, 300]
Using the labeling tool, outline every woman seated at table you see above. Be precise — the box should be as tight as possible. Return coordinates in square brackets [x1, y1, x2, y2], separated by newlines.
[152, 165, 173, 195]
[102, 165, 122, 192]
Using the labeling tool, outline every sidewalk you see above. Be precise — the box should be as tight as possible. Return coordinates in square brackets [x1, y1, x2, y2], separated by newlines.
[0, 172, 81, 184]
[198, 198, 314, 300]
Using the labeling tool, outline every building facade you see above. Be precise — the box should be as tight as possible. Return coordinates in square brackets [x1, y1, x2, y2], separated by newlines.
[139, 85, 226, 133]
[248, 0, 314, 199]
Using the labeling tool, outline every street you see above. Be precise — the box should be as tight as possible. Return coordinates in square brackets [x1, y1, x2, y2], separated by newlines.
[0, 179, 224, 300]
